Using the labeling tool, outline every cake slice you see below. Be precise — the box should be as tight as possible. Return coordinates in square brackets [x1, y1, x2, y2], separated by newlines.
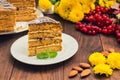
[7, 0, 37, 21]
[0, 1, 16, 32]
[28, 17, 63, 56]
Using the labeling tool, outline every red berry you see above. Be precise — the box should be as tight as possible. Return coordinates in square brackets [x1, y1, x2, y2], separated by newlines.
[107, 26, 112, 30]
[92, 30, 96, 35]
[81, 27, 88, 32]
[88, 30, 92, 34]
[116, 30, 120, 34]
[116, 33, 120, 38]
[102, 29, 108, 34]
[88, 16, 95, 22]
[97, 15, 102, 22]
[76, 22, 81, 25]
[86, 25, 92, 30]
[84, 16, 89, 21]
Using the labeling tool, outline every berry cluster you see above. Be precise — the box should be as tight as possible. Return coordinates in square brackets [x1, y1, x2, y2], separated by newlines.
[76, 6, 120, 43]
[115, 25, 120, 42]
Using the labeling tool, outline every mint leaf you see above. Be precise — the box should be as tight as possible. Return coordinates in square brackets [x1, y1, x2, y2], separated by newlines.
[49, 51, 57, 58]
[37, 52, 49, 59]
[36, 49, 58, 59]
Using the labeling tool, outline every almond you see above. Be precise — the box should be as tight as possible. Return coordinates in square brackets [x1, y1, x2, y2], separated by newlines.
[69, 70, 78, 77]
[108, 48, 115, 53]
[72, 66, 83, 72]
[80, 69, 91, 77]
[80, 63, 90, 68]
[102, 51, 109, 57]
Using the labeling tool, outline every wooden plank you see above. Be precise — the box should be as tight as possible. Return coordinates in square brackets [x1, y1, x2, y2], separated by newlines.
[100, 34, 120, 51]
[0, 32, 27, 80]
[63, 21, 103, 80]
[0, 38, 14, 80]
[100, 34, 120, 80]
[10, 61, 63, 80]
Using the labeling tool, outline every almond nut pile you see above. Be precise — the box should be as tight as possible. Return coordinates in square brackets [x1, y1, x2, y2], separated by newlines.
[69, 62, 91, 78]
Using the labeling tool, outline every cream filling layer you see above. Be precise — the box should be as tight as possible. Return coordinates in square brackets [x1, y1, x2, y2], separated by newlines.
[29, 30, 62, 33]
[29, 37, 62, 41]
[29, 43, 61, 48]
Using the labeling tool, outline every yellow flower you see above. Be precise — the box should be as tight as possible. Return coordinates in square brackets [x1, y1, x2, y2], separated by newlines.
[89, 52, 106, 66]
[90, 3, 95, 10]
[107, 52, 120, 69]
[68, 6, 84, 22]
[57, 2, 72, 19]
[99, 0, 105, 7]
[98, 0, 116, 7]
[93, 64, 113, 77]
[105, 1, 115, 7]
[82, 5, 90, 13]
[54, 1, 60, 13]
[54, 0, 96, 22]
[39, 0, 52, 10]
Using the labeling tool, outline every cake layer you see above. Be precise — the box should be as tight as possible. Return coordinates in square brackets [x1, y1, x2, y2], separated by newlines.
[0, 27, 14, 31]
[7, 0, 36, 21]
[12, 2, 35, 8]
[16, 15, 37, 21]
[28, 32, 61, 39]
[0, 1, 16, 31]
[16, 9, 36, 14]
[0, 15, 16, 20]
[0, 19, 15, 23]
[29, 24, 62, 32]
[29, 39, 62, 47]
[28, 45, 62, 56]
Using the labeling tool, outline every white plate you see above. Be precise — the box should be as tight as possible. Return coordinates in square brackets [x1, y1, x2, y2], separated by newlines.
[11, 33, 78, 65]
[0, 9, 44, 35]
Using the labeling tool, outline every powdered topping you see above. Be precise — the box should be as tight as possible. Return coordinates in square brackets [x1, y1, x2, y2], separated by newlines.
[0, 1, 16, 10]
[28, 16, 60, 24]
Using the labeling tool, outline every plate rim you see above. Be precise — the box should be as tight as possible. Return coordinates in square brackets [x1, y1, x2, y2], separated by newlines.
[10, 33, 78, 65]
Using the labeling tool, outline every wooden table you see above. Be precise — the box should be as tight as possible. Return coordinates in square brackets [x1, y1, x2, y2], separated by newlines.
[0, 14, 120, 80]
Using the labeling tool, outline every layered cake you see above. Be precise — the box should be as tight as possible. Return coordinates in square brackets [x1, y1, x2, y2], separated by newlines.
[7, 0, 37, 21]
[0, 1, 16, 32]
[28, 17, 63, 56]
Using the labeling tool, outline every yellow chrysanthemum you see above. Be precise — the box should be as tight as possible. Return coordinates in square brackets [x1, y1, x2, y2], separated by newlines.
[105, 1, 115, 7]
[98, 0, 116, 7]
[107, 52, 120, 69]
[54, 1, 60, 13]
[82, 5, 90, 13]
[90, 3, 96, 10]
[89, 52, 106, 66]
[57, 3, 72, 19]
[54, 0, 96, 22]
[93, 64, 113, 77]
[68, 6, 84, 22]
[99, 0, 105, 7]
[39, 0, 52, 10]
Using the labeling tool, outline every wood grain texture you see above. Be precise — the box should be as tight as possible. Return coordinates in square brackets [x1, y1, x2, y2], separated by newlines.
[0, 32, 27, 80]
[0, 14, 120, 80]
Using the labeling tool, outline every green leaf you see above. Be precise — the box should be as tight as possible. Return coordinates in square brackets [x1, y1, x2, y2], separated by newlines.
[49, 51, 57, 58]
[117, 0, 120, 3]
[51, 0, 56, 4]
[36, 52, 49, 59]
